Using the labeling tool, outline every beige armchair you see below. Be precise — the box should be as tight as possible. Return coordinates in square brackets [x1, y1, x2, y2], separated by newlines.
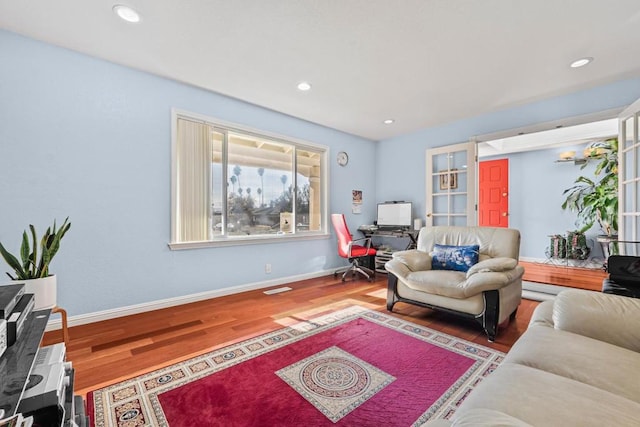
[385, 226, 524, 341]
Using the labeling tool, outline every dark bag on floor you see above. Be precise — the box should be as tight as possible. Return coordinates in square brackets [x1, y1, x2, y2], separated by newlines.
[607, 255, 640, 287]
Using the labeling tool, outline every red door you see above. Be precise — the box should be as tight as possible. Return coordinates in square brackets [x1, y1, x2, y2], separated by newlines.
[479, 159, 509, 227]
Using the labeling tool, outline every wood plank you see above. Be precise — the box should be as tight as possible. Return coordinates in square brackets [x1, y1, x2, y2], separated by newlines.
[521, 260, 606, 291]
[41, 275, 540, 397]
[91, 320, 203, 352]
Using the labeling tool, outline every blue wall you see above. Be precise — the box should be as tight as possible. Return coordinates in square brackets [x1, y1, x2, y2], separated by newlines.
[376, 78, 640, 226]
[2, 28, 640, 317]
[481, 144, 606, 261]
[0, 30, 377, 316]
[376, 79, 640, 260]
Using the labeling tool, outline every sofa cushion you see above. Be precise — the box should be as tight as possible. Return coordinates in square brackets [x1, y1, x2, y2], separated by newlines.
[505, 324, 640, 404]
[403, 267, 523, 299]
[404, 270, 468, 298]
[552, 289, 640, 353]
[431, 244, 479, 272]
[457, 363, 640, 426]
[396, 280, 485, 315]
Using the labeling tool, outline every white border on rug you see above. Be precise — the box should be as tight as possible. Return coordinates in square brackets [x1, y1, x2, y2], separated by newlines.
[89, 306, 504, 427]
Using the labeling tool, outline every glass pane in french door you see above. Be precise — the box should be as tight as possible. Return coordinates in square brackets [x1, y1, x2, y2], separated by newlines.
[425, 141, 476, 226]
[619, 98, 640, 250]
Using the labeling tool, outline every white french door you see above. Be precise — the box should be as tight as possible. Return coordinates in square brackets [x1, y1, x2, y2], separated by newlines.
[618, 97, 640, 254]
[425, 141, 477, 226]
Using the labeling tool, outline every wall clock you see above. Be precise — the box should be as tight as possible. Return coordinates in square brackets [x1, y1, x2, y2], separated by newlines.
[337, 151, 349, 166]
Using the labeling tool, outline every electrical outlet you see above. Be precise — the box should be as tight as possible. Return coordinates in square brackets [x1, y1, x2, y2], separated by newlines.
[265, 263, 272, 274]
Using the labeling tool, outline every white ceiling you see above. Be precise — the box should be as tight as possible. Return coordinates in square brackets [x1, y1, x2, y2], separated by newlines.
[1, 1, 640, 141]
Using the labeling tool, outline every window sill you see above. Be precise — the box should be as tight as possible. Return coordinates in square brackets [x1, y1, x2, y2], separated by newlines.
[168, 232, 330, 250]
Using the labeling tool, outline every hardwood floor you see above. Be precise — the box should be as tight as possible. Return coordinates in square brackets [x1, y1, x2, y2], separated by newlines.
[43, 274, 539, 397]
[521, 260, 607, 291]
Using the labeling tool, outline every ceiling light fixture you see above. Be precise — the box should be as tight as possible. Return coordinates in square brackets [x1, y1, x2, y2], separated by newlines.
[297, 82, 312, 91]
[570, 57, 593, 68]
[383, 119, 395, 125]
[113, 4, 141, 23]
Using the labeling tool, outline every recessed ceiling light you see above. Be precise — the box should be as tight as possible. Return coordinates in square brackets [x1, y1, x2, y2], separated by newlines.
[297, 82, 312, 91]
[570, 57, 593, 68]
[113, 5, 141, 23]
[383, 119, 395, 125]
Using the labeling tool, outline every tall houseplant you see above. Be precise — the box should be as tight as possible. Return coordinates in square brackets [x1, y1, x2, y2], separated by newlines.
[0, 217, 71, 309]
[561, 138, 618, 235]
[561, 139, 618, 259]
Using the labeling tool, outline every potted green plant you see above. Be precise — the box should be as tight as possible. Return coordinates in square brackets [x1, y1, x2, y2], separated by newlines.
[0, 217, 71, 309]
[561, 138, 618, 257]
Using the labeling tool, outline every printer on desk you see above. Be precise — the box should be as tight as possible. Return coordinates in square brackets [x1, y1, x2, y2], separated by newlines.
[0, 283, 26, 320]
[0, 283, 34, 355]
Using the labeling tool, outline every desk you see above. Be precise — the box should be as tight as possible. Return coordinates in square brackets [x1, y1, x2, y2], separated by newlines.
[358, 227, 419, 250]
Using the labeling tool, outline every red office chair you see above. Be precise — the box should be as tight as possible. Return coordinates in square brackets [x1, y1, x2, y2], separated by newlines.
[331, 213, 377, 281]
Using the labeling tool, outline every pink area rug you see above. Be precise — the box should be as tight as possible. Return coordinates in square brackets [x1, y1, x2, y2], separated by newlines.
[88, 306, 504, 426]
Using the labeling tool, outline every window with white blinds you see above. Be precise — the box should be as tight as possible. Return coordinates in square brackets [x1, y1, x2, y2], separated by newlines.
[170, 111, 328, 249]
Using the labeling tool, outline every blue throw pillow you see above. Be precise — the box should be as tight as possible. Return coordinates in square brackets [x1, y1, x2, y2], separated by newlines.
[431, 244, 480, 272]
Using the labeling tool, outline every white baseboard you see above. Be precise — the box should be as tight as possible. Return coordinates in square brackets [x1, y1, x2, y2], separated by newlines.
[45, 269, 334, 332]
[522, 290, 557, 302]
[521, 280, 583, 302]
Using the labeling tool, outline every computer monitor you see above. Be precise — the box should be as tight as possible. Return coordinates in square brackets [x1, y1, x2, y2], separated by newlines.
[376, 202, 412, 229]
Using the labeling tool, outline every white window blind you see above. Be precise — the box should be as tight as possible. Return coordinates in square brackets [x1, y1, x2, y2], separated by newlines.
[176, 118, 212, 242]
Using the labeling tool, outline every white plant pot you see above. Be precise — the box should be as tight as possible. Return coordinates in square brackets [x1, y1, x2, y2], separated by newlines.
[16, 275, 57, 310]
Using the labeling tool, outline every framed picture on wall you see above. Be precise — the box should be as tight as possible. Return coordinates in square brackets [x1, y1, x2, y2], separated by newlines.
[439, 169, 458, 190]
[352, 189, 363, 214]
[352, 190, 363, 204]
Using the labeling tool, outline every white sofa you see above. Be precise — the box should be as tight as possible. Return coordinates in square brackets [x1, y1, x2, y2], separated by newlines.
[426, 289, 640, 426]
[385, 226, 524, 341]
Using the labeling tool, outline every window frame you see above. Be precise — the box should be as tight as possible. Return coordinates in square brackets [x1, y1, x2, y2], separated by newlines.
[169, 108, 330, 250]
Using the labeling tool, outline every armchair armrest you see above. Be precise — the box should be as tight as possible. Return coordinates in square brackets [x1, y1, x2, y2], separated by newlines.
[459, 258, 523, 296]
[391, 249, 432, 271]
[384, 259, 411, 278]
[466, 257, 518, 278]
[384, 250, 431, 279]
[553, 289, 640, 353]
[461, 265, 524, 296]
